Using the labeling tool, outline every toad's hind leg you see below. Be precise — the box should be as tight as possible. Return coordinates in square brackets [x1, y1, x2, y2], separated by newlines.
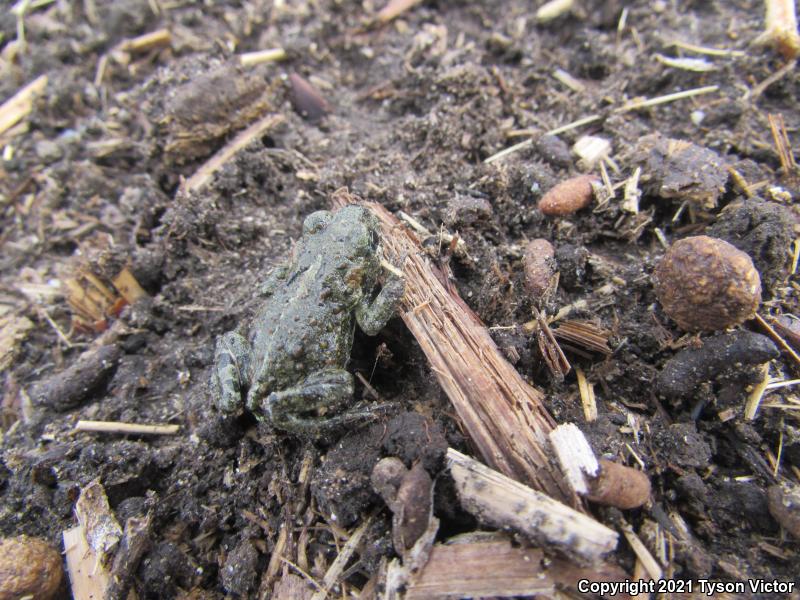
[266, 368, 374, 433]
[213, 332, 251, 413]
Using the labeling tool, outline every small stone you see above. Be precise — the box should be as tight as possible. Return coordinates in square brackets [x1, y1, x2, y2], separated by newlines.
[535, 135, 572, 168]
[443, 194, 492, 227]
[637, 134, 727, 208]
[221, 539, 259, 597]
[34, 140, 63, 163]
[538, 174, 598, 216]
[653, 235, 761, 332]
[0, 536, 63, 600]
[288, 73, 331, 121]
[767, 483, 800, 538]
[522, 238, 557, 300]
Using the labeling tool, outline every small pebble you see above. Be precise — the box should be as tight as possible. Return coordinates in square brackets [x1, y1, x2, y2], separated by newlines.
[444, 194, 492, 227]
[288, 73, 331, 121]
[0, 536, 63, 600]
[34, 140, 63, 163]
[538, 174, 597, 216]
[653, 235, 761, 332]
[522, 238, 557, 300]
[638, 134, 727, 208]
[767, 483, 800, 538]
[587, 459, 651, 510]
[535, 135, 572, 168]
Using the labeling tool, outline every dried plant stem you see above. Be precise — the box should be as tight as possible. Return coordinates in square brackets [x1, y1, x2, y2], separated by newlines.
[75, 420, 180, 435]
[755, 313, 800, 369]
[613, 85, 718, 113]
[116, 28, 171, 53]
[332, 189, 577, 506]
[239, 48, 287, 67]
[310, 514, 374, 600]
[376, 0, 424, 23]
[181, 114, 285, 194]
[486, 84, 717, 165]
[768, 113, 798, 174]
[0, 74, 47, 137]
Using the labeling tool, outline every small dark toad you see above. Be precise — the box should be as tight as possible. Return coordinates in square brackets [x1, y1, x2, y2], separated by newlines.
[212, 205, 405, 433]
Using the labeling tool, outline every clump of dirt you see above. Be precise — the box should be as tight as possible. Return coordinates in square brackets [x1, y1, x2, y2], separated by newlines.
[1, 0, 800, 597]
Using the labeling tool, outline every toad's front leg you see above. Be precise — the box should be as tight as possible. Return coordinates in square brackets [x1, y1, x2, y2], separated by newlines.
[265, 368, 376, 433]
[213, 331, 252, 413]
[356, 275, 405, 336]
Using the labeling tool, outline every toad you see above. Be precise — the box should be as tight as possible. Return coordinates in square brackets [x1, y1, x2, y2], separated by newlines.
[212, 205, 405, 433]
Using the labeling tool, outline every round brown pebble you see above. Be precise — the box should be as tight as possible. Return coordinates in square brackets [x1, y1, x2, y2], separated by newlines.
[523, 238, 557, 299]
[0, 535, 63, 600]
[538, 174, 598, 216]
[587, 459, 651, 510]
[767, 483, 800, 539]
[653, 235, 761, 332]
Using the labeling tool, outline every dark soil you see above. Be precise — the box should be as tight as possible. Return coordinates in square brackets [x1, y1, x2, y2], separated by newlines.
[1, 0, 799, 598]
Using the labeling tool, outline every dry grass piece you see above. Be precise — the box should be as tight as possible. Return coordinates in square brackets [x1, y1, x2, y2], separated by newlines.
[75, 420, 180, 436]
[0, 75, 47, 137]
[768, 113, 798, 176]
[376, 0, 425, 24]
[180, 114, 285, 194]
[239, 48, 287, 67]
[331, 190, 579, 505]
[575, 367, 598, 422]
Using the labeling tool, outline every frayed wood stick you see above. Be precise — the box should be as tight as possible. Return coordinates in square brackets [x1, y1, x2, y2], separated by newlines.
[331, 189, 578, 506]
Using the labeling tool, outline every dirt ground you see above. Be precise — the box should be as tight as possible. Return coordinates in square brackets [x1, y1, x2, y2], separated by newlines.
[1, 0, 800, 598]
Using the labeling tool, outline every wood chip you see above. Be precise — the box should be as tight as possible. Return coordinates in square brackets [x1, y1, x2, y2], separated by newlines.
[447, 448, 617, 563]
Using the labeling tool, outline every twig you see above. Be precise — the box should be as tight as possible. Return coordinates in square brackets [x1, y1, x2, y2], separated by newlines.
[768, 113, 798, 174]
[239, 48, 287, 67]
[620, 523, 662, 580]
[614, 85, 719, 113]
[744, 59, 797, 102]
[181, 114, 285, 194]
[667, 40, 746, 57]
[575, 367, 598, 422]
[0, 75, 48, 137]
[75, 420, 180, 435]
[375, 0, 424, 23]
[754, 313, 800, 369]
[116, 28, 171, 53]
[310, 514, 374, 600]
[484, 114, 601, 164]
